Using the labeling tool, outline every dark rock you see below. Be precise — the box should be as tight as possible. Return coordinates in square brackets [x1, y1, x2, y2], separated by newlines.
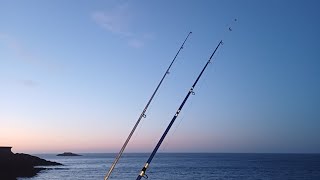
[57, 152, 82, 156]
[0, 146, 62, 180]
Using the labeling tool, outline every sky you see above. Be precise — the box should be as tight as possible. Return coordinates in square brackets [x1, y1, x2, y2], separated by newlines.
[1, 0, 320, 154]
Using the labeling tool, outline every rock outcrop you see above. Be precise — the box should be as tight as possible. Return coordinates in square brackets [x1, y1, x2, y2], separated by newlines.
[57, 152, 82, 156]
[0, 146, 62, 180]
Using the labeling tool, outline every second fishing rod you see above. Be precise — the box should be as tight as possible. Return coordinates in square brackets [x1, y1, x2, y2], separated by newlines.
[136, 40, 223, 180]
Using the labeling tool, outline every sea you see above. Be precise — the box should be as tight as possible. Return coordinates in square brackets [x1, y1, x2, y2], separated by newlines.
[18, 153, 320, 180]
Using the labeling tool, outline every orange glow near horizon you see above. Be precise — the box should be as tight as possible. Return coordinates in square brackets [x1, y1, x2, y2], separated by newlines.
[1, 124, 156, 153]
[1, 126, 211, 153]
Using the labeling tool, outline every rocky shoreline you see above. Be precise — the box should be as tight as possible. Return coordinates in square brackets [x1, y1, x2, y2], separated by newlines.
[0, 147, 62, 180]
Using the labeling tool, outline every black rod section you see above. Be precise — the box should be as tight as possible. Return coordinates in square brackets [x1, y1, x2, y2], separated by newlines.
[136, 40, 223, 180]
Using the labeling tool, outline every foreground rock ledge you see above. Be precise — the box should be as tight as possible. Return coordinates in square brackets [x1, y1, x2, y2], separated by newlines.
[0, 146, 62, 180]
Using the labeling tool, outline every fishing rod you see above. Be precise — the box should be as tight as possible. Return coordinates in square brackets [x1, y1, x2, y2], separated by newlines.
[136, 40, 223, 180]
[104, 32, 192, 180]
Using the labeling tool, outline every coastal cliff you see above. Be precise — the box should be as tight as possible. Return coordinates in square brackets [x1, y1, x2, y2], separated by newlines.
[0, 146, 62, 180]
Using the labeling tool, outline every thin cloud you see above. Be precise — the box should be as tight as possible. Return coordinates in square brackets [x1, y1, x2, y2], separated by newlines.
[92, 3, 132, 37]
[0, 33, 9, 39]
[128, 39, 144, 48]
[0, 33, 62, 71]
[18, 80, 39, 87]
[92, 3, 154, 48]
[142, 32, 156, 40]
[0, 33, 19, 52]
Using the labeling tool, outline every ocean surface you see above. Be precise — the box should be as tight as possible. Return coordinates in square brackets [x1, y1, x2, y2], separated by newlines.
[18, 153, 320, 180]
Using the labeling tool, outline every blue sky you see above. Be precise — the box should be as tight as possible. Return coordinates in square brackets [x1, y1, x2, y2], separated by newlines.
[1, 0, 320, 153]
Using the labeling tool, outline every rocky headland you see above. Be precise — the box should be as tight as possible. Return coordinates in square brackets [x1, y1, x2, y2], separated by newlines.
[0, 146, 62, 180]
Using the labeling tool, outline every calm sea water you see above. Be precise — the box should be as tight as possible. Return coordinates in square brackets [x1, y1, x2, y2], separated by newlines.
[18, 153, 320, 180]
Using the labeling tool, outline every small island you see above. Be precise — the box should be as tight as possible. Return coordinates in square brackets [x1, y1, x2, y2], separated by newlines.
[57, 152, 82, 156]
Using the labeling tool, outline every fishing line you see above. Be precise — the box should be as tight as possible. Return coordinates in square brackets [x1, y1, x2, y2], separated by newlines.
[160, 97, 195, 152]
[159, 19, 238, 152]
[221, 18, 238, 42]
[161, 59, 218, 153]
[131, 79, 163, 143]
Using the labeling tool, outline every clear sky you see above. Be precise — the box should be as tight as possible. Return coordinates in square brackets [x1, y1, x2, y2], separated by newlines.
[1, 0, 319, 154]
